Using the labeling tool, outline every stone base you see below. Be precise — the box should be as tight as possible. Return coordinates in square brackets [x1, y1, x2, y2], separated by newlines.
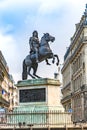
[14, 104, 64, 112]
[8, 78, 65, 124]
[15, 78, 64, 112]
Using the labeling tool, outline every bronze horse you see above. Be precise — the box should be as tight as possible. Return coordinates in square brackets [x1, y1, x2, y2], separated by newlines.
[22, 33, 59, 79]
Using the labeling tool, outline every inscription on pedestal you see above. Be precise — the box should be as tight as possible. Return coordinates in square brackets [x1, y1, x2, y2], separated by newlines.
[19, 88, 46, 103]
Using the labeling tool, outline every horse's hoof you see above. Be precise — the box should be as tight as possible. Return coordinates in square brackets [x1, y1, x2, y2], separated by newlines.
[47, 63, 51, 65]
[52, 60, 54, 64]
[56, 63, 58, 66]
[32, 76, 36, 79]
[38, 77, 41, 78]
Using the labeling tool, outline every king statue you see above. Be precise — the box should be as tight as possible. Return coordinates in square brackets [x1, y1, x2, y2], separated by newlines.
[22, 31, 59, 80]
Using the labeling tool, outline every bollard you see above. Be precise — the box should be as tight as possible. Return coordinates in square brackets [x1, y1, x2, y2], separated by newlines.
[27, 124, 33, 130]
[48, 126, 50, 130]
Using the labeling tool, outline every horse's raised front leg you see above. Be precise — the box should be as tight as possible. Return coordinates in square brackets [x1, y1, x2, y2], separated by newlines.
[52, 55, 55, 64]
[54, 54, 59, 66]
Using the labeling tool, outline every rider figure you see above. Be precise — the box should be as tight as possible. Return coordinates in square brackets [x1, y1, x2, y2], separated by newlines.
[29, 30, 50, 65]
[29, 30, 39, 63]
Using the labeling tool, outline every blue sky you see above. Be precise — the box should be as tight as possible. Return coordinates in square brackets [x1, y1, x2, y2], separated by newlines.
[0, 0, 87, 82]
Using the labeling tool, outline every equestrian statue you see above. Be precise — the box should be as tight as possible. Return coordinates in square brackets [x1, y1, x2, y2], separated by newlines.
[22, 30, 59, 80]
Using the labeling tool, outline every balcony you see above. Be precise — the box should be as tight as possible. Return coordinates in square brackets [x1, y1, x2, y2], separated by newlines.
[0, 94, 10, 107]
[61, 82, 71, 93]
[61, 94, 71, 104]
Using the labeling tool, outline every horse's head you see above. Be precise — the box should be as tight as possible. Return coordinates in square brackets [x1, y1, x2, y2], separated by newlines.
[43, 33, 55, 42]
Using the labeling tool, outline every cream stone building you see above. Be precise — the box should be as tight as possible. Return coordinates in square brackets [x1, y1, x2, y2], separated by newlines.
[0, 51, 17, 111]
[61, 47, 72, 112]
[9, 75, 18, 111]
[61, 5, 87, 122]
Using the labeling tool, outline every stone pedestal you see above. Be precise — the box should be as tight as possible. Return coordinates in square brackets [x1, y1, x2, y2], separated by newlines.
[14, 78, 64, 112]
[7, 78, 65, 125]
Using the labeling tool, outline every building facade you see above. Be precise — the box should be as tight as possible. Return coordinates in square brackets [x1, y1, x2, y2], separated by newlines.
[0, 51, 17, 111]
[61, 5, 87, 122]
[61, 53, 72, 112]
[9, 75, 18, 111]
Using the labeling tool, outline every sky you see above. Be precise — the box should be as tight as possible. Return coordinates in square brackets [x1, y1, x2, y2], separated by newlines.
[0, 0, 87, 83]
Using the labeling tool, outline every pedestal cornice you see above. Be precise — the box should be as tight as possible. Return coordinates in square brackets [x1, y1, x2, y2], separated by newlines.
[16, 78, 61, 87]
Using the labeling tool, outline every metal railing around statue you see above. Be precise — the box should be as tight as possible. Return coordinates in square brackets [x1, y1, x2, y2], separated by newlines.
[0, 110, 72, 128]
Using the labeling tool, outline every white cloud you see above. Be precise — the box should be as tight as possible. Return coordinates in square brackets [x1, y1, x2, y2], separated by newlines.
[0, 0, 38, 11]
[37, 0, 86, 14]
[0, 0, 86, 12]
[38, 0, 62, 14]
[0, 32, 22, 81]
[0, 24, 14, 34]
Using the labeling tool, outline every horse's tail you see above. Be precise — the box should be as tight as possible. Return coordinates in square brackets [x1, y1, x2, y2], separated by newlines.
[22, 59, 27, 80]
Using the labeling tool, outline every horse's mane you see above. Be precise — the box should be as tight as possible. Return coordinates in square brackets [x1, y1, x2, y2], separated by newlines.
[40, 34, 45, 45]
